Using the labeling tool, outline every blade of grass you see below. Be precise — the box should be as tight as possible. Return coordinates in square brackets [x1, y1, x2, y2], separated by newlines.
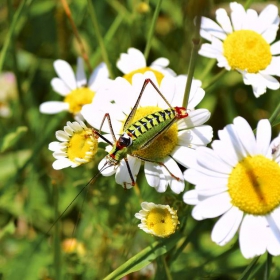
[144, 0, 163, 60]
[87, 0, 114, 78]
[238, 256, 260, 280]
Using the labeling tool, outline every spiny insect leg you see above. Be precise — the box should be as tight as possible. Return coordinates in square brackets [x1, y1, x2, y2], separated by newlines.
[131, 154, 182, 182]
[124, 157, 136, 187]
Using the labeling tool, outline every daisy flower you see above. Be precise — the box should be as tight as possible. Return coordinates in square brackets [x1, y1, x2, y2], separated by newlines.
[199, 2, 280, 97]
[49, 120, 98, 170]
[39, 58, 109, 117]
[183, 116, 280, 258]
[117, 48, 176, 84]
[135, 202, 179, 238]
[81, 71, 213, 193]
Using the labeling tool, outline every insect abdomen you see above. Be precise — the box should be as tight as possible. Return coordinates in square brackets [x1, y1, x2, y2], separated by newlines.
[125, 109, 176, 150]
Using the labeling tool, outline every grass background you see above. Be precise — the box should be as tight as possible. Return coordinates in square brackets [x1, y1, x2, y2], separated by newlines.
[1, 0, 280, 279]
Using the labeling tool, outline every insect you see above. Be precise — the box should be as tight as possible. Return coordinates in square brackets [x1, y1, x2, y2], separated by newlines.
[93, 78, 188, 187]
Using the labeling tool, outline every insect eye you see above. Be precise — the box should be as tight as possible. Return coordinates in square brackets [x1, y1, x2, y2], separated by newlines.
[119, 135, 132, 147]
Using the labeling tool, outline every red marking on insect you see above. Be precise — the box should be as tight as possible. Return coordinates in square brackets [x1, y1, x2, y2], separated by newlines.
[174, 106, 188, 119]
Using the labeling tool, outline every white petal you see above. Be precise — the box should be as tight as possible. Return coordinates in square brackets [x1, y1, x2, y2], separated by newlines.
[115, 156, 141, 187]
[178, 125, 213, 147]
[48, 141, 62, 152]
[98, 158, 117, 176]
[88, 62, 110, 91]
[51, 78, 70, 96]
[183, 189, 199, 205]
[270, 41, 280, 55]
[258, 4, 279, 37]
[216, 8, 232, 34]
[151, 57, 169, 67]
[76, 57, 87, 88]
[211, 206, 243, 246]
[56, 130, 70, 141]
[239, 215, 267, 259]
[39, 101, 69, 114]
[144, 162, 161, 187]
[199, 43, 221, 59]
[53, 60, 76, 90]
[162, 157, 185, 194]
[266, 210, 280, 255]
[171, 146, 197, 168]
[233, 116, 257, 156]
[178, 109, 211, 130]
[200, 16, 227, 41]
[191, 192, 232, 220]
[117, 48, 146, 74]
[53, 158, 73, 170]
[256, 119, 271, 155]
[230, 2, 246, 31]
[196, 146, 232, 174]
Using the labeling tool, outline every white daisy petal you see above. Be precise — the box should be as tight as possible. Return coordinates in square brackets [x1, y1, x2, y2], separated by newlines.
[144, 162, 161, 187]
[53, 158, 73, 170]
[230, 2, 246, 31]
[98, 158, 116, 176]
[256, 119, 271, 156]
[211, 206, 243, 246]
[88, 62, 110, 91]
[233, 116, 257, 156]
[76, 58, 87, 88]
[39, 101, 69, 114]
[178, 109, 210, 130]
[183, 189, 199, 205]
[51, 78, 70, 96]
[117, 48, 146, 74]
[200, 16, 227, 41]
[216, 8, 233, 34]
[270, 41, 280, 55]
[171, 146, 197, 169]
[53, 60, 76, 90]
[239, 215, 267, 259]
[151, 57, 169, 67]
[192, 192, 232, 220]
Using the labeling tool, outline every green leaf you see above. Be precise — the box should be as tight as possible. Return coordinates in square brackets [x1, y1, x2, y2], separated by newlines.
[104, 233, 181, 280]
[0, 221, 16, 239]
[0, 126, 28, 152]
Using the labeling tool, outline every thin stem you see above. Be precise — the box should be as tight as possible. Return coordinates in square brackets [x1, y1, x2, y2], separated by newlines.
[203, 68, 227, 91]
[198, 59, 216, 81]
[0, 0, 32, 72]
[244, 0, 253, 9]
[238, 256, 260, 280]
[264, 253, 272, 280]
[60, 0, 92, 72]
[144, 0, 163, 60]
[87, 0, 114, 78]
[269, 98, 280, 126]
[53, 183, 61, 280]
[91, 14, 123, 65]
[162, 256, 173, 280]
[182, 15, 201, 107]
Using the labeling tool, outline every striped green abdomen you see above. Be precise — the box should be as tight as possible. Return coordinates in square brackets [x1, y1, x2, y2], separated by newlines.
[125, 108, 176, 151]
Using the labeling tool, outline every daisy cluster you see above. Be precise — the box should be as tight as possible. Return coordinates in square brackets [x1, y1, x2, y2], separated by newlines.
[41, 1, 280, 259]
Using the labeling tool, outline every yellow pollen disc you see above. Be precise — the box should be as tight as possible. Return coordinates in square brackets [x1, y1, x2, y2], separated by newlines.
[123, 67, 164, 85]
[64, 87, 95, 114]
[228, 155, 280, 215]
[126, 106, 178, 161]
[67, 129, 98, 162]
[146, 208, 177, 237]
[223, 30, 272, 73]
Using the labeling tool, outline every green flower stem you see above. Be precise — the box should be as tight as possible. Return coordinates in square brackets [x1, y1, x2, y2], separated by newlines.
[162, 255, 173, 280]
[269, 98, 280, 127]
[198, 59, 216, 81]
[182, 15, 201, 108]
[264, 253, 272, 280]
[53, 183, 61, 280]
[104, 233, 181, 280]
[87, 0, 114, 78]
[244, 0, 254, 9]
[203, 68, 227, 91]
[0, 0, 32, 72]
[238, 256, 260, 280]
[91, 14, 124, 66]
[144, 0, 163, 60]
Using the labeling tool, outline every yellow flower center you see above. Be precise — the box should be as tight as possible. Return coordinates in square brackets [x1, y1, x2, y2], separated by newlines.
[123, 67, 164, 85]
[67, 128, 98, 163]
[146, 208, 177, 237]
[64, 87, 95, 114]
[223, 30, 272, 73]
[125, 106, 178, 161]
[228, 155, 280, 215]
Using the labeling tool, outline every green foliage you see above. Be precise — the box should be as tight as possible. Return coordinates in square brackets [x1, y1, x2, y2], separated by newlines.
[1, 0, 280, 279]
